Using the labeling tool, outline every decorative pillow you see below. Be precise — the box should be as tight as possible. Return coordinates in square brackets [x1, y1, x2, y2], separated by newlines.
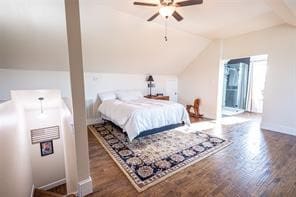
[116, 90, 143, 101]
[98, 92, 116, 102]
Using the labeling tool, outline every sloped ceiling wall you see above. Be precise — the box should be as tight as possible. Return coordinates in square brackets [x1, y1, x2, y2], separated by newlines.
[0, 0, 69, 71]
[1, 0, 295, 74]
[80, 4, 210, 74]
[0, 0, 210, 75]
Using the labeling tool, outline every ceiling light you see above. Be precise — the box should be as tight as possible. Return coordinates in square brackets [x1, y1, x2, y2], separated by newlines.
[159, 6, 175, 18]
[38, 97, 44, 114]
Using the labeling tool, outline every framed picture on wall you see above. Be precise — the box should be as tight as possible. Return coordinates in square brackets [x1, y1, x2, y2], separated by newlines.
[40, 140, 54, 156]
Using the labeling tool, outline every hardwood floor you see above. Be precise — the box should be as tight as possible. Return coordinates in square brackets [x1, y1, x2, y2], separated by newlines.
[48, 184, 67, 195]
[87, 114, 296, 196]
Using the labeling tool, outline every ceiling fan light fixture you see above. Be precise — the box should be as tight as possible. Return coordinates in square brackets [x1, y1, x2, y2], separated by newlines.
[159, 6, 175, 17]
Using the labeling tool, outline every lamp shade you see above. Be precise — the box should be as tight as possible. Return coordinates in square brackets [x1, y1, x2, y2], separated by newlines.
[147, 75, 154, 82]
[159, 6, 175, 18]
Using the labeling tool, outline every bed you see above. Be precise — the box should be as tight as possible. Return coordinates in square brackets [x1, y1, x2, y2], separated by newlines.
[98, 91, 190, 141]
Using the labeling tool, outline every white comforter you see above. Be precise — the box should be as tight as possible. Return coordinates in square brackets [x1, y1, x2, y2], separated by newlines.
[98, 98, 190, 140]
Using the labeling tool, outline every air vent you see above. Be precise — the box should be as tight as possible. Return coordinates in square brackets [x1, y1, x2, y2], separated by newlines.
[31, 126, 60, 144]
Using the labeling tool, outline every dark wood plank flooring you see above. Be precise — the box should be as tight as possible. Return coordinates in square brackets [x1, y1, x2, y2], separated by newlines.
[48, 184, 67, 195]
[87, 114, 296, 196]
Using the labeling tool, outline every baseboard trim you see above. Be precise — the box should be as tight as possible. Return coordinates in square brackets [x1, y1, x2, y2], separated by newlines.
[39, 178, 66, 191]
[30, 184, 35, 197]
[77, 176, 93, 197]
[261, 122, 296, 136]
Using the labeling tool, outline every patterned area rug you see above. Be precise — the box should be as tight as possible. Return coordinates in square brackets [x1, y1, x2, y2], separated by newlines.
[89, 123, 231, 192]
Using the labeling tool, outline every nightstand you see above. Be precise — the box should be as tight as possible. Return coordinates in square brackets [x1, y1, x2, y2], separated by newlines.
[144, 95, 170, 101]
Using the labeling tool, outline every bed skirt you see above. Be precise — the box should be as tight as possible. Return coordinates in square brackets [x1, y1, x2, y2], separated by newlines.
[102, 118, 184, 140]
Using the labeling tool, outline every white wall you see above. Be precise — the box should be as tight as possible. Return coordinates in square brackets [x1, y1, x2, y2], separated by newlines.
[60, 99, 78, 194]
[179, 24, 296, 135]
[0, 69, 178, 123]
[0, 101, 33, 197]
[25, 108, 66, 189]
[10, 90, 68, 190]
[179, 41, 221, 119]
[223, 24, 296, 135]
[0, 69, 72, 100]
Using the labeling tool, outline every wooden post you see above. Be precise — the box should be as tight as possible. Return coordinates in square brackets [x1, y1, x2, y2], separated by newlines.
[64, 0, 92, 196]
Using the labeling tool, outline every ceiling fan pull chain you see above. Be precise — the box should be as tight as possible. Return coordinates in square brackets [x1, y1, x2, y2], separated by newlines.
[165, 16, 168, 42]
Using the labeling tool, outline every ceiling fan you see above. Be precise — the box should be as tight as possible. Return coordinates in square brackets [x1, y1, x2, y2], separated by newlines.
[133, 0, 203, 22]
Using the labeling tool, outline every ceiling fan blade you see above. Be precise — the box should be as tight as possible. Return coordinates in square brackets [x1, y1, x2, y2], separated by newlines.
[175, 0, 203, 7]
[147, 12, 160, 21]
[172, 11, 183, 21]
[134, 2, 158, 6]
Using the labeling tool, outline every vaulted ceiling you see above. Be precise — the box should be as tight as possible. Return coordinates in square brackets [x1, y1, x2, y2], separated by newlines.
[0, 0, 295, 74]
[82, 0, 296, 38]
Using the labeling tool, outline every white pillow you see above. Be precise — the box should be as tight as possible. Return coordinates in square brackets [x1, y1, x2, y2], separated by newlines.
[129, 90, 143, 98]
[116, 90, 143, 101]
[98, 92, 116, 102]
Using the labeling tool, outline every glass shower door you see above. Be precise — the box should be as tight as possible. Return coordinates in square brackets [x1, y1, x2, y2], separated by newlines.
[223, 62, 249, 111]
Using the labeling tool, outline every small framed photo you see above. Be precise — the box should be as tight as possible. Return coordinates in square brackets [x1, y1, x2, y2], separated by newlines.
[40, 140, 54, 156]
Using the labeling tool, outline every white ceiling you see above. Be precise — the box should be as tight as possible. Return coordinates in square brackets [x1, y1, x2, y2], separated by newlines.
[0, 0, 295, 74]
[93, 0, 296, 38]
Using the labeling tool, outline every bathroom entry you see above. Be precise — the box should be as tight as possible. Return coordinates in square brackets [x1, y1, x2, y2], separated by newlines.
[222, 55, 268, 116]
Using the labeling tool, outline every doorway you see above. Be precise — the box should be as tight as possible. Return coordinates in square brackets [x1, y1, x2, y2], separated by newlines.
[166, 79, 178, 102]
[246, 55, 268, 113]
[221, 55, 268, 116]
